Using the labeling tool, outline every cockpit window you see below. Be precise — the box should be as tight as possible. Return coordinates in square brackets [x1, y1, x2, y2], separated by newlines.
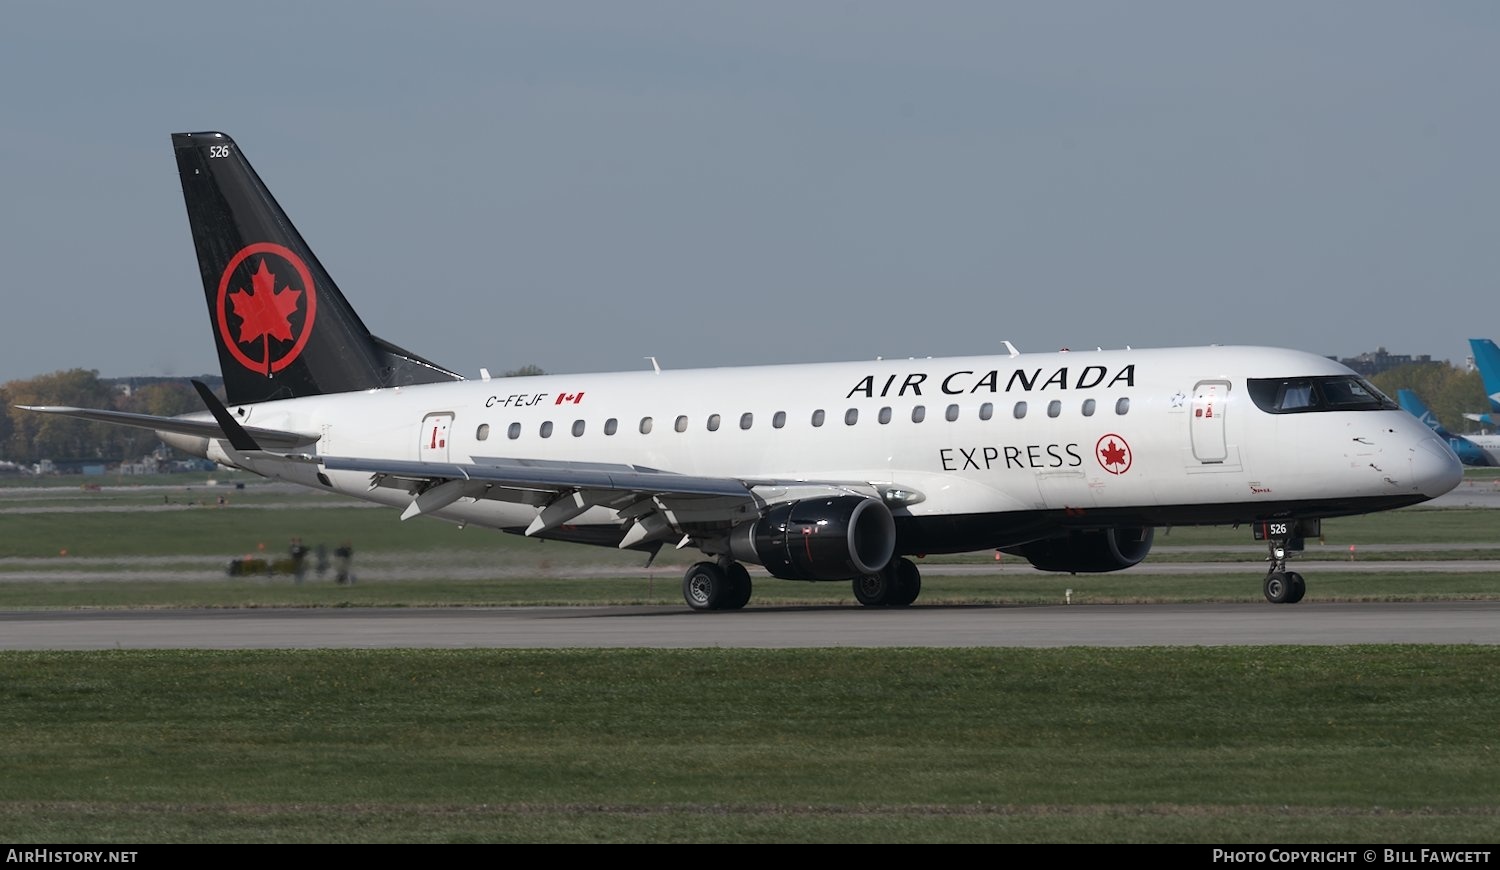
[1247, 376, 1398, 414]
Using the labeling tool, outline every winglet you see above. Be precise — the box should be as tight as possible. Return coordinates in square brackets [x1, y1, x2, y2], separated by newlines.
[191, 380, 262, 451]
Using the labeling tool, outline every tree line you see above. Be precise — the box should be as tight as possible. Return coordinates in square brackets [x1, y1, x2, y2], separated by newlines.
[1370, 363, 1489, 435]
[0, 370, 203, 465]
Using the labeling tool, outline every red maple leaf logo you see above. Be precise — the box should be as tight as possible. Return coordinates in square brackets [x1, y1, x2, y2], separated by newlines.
[1100, 440, 1127, 467]
[228, 259, 302, 344]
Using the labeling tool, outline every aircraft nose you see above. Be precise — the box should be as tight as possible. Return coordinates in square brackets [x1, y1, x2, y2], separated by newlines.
[1411, 434, 1464, 498]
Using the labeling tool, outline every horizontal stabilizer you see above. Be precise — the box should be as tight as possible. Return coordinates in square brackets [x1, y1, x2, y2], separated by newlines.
[15, 405, 319, 451]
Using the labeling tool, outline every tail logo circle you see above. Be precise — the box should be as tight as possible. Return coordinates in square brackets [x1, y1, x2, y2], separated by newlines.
[215, 243, 318, 375]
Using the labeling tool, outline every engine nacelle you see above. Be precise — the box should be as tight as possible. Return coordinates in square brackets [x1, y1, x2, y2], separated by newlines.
[729, 496, 896, 581]
[1005, 527, 1155, 573]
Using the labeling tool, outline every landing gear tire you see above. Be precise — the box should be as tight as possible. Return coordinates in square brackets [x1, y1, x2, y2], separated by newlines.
[854, 559, 922, 607]
[723, 562, 753, 610]
[683, 562, 728, 611]
[1284, 571, 1306, 604]
[887, 558, 922, 607]
[1262, 530, 1307, 604]
[1264, 571, 1293, 604]
[853, 570, 894, 607]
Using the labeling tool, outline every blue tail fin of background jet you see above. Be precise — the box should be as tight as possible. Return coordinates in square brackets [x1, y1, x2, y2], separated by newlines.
[1470, 338, 1500, 415]
[1400, 387, 1492, 466]
[1397, 389, 1449, 437]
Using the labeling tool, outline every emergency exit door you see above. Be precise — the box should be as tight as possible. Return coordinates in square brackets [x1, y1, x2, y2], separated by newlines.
[420, 413, 454, 462]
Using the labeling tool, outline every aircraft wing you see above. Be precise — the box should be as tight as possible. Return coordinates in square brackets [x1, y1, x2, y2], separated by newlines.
[322, 455, 754, 500]
[320, 455, 762, 546]
[319, 455, 886, 549]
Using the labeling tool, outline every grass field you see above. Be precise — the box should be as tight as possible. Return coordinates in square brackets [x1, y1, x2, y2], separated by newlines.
[1, 647, 1497, 843]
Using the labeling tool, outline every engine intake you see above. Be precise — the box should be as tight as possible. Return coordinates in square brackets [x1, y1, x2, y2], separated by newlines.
[1005, 527, 1155, 573]
[729, 496, 896, 581]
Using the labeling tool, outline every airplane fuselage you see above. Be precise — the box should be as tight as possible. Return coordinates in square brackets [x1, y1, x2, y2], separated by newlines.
[182, 344, 1459, 555]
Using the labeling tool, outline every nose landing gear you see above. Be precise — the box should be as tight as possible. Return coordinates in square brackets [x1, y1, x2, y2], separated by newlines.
[1263, 567, 1306, 604]
[1255, 519, 1317, 604]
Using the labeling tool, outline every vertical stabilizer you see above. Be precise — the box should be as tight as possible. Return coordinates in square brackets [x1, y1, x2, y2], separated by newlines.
[1397, 389, 1448, 437]
[1469, 338, 1500, 415]
[173, 131, 461, 405]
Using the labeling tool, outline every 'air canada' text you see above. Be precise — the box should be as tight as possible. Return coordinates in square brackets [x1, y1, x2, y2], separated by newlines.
[847, 365, 1136, 399]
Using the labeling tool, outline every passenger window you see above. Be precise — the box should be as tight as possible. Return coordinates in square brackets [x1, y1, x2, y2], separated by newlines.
[1115, 397, 1131, 415]
[979, 402, 993, 421]
[1048, 400, 1061, 418]
[878, 407, 892, 424]
[740, 412, 753, 430]
[605, 418, 618, 436]
[707, 414, 721, 432]
[911, 405, 926, 423]
[1013, 402, 1028, 419]
[945, 404, 959, 422]
[540, 421, 553, 438]
[773, 411, 786, 429]
[675, 415, 689, 433]
[572, 420, 585, 437]
[812, 409, 826, 427]
[1082, 399, 1096, 417]
[507, 422, 521, 440]
[640, 417, 654, 434]
[476, 424, 490, 441]
[845, 408, 859, 425]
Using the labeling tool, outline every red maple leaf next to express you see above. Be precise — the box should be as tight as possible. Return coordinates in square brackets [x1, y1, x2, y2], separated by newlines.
[1100, 440, 1128, 466]
[229, 259, 301, 344]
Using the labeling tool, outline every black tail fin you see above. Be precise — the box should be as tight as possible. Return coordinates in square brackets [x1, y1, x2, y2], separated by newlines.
[172, 131, 462, 405]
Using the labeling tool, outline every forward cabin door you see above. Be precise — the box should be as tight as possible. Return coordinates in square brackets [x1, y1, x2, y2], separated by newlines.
[1190, 380, 1229, 463]
[420, 413, 454, 462]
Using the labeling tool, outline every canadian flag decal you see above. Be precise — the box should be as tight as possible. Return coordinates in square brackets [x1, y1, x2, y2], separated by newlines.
[555, 392, 585, 405]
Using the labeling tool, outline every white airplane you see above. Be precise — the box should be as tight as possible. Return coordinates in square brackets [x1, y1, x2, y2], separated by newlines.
[22, 132, 1463, 609]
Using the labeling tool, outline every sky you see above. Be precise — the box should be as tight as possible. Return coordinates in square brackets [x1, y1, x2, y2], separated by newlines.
[2, 2, 1498, 384]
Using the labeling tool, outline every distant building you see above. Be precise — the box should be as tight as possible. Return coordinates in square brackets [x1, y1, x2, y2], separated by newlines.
[119, 455, 162, 475]
[1329, 347, 1434, 377]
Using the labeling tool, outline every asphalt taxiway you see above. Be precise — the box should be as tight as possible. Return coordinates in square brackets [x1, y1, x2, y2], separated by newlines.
[2, 600, 1496, 650]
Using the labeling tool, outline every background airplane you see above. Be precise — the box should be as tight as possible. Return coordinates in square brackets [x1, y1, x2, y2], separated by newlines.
[1462, 338, 1500, 427]
[1397, 389, 1498, 466]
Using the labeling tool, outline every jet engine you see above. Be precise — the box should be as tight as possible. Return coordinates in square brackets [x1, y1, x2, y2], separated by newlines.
[729, 495, 896, 581]
[1004, 527, 1155, 573]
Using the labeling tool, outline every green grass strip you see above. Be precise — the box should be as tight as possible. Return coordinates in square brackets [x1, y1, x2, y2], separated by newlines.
[0, 647, 1497, 842]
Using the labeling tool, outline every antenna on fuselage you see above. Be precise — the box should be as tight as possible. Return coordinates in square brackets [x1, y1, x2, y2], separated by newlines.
[646, 356, 661, 374]
[1002, 341, 1020, 358]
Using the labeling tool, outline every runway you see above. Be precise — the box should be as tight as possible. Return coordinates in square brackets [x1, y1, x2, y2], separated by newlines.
[2, 600, 1496, 650]
[1, 554, 1495, 582]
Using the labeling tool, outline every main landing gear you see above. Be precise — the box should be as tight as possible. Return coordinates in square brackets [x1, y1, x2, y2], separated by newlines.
[1256, 520, 1316, 604]
[681, 557, 925, 610]
[683, 561, 753, 611]
[852, 557, 922, 607]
